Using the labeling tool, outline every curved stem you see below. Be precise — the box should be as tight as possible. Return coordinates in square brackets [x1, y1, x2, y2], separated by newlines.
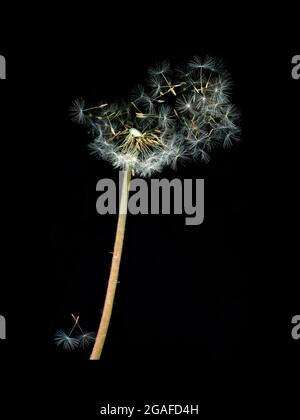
[90, 169, 132, 360]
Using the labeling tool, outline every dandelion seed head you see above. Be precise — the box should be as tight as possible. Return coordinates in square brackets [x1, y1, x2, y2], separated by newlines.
[71, 57, 240, 175]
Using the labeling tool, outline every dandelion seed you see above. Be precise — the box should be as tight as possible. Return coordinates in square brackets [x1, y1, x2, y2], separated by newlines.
[223, 133, 233, 148]
[54, 329, 79, 350]
[77, 332, 96, 349]
[130, 84, 146, 103]
[140, 95, 155, 113]
[69, 98, 86, 123]
[54, 314, 96, 352]
[188, 56, 216, 71]
[200, 149, 210, 163]
[148, 75, 163, 97]
[158, 105, 174, 129]
[175, 95, 196, 114]
[148, 60, 171, 76]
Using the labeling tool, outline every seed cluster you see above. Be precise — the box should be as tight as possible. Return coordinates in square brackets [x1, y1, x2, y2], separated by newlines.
[70, 56, 240, 176]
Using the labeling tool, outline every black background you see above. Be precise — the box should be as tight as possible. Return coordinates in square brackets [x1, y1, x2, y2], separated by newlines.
[0, 4, 299, 417]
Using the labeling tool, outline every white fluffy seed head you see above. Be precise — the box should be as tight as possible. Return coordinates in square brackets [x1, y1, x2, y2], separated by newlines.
[72, 57, 240, 176]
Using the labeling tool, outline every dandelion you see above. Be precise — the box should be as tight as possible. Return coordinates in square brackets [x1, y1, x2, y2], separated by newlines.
[70, 56, 241, 360]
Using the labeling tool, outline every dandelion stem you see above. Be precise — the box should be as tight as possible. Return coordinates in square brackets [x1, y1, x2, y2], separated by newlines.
[90, 168, 132, 360]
